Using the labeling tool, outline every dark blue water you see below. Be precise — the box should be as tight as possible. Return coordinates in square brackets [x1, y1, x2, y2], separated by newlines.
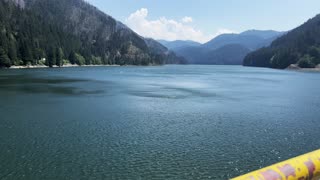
[0, 65, 320, 179]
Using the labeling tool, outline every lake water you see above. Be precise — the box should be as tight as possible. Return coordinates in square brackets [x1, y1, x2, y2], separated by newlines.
[0, 65, 320, 179]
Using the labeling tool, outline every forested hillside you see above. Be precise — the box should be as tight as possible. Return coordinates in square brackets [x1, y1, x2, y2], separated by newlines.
[243, 14, 320, 69]
[0, 0, 184, 68]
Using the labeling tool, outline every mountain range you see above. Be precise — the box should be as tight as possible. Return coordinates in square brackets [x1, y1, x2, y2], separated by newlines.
[0, 0, 184, 67]
[159, 30, 284, 65]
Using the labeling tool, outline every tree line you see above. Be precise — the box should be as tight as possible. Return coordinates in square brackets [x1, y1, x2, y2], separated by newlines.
[243, 14, 320, 69]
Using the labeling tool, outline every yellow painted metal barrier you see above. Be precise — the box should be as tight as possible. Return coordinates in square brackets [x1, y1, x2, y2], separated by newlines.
[232, 149, 320, 180]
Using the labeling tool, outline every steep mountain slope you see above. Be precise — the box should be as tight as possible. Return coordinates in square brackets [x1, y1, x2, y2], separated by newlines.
[202, 44, 251, 65]
[144, 38, 187, 64]
[203, 34, 263, 51]
[173, 30, 283, 65]
[243, 14, 320, 69]
[0, 0, 183, 67]
[174, 46, 207, 64]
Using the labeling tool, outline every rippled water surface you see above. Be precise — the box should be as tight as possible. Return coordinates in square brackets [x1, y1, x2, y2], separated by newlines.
[1, 65, 320, 179]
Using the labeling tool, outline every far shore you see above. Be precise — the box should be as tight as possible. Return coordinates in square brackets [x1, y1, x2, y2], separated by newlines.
[286, 64, 320, 72]
[8, 64, 121, 69]
[5, 64, 320, 72]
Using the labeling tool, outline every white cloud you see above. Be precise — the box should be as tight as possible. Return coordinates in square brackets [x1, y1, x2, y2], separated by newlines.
[182, 16, 193, 23]
[125, 8, 237, 43]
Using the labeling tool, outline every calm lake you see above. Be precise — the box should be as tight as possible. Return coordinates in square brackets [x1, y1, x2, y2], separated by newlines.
[0, 65, 320, 179]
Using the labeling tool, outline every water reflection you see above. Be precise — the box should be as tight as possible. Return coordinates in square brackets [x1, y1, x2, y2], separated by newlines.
[0, 74, 107, 95]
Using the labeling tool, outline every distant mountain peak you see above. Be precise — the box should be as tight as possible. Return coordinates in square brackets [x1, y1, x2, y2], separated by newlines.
[240, 30, 284, 39]
[157, 40, 201, 50]
[202, 30, 283, 51]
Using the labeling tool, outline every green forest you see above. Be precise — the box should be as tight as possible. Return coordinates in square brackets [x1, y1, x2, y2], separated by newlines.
[0, 0, 183, 68]
[243, 14, 320, 69]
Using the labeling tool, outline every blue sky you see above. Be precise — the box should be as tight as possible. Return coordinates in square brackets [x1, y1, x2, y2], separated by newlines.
[87, 0, 320, 43]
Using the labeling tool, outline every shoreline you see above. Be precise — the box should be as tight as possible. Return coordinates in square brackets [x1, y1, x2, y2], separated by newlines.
[286, 64, 320, 72]
[6, 64, 320, 72]
[8, 64, 121, 69]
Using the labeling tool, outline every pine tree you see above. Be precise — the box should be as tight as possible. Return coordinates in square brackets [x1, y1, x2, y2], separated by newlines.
[69, 51, 76, 65]
[56, 47, 64, 67]
[47, 48, 56, 67]
[8, 41, 17, 65]
[75, 53, 85, 65]
[20, 43, 33, 65]
[0, 47, 11, 68]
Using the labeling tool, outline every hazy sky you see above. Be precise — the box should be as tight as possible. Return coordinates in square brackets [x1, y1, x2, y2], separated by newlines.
[87, 0, 320, 43]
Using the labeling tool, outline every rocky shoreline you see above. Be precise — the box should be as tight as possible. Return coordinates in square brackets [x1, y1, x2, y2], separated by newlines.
[286, 64, 320, 72]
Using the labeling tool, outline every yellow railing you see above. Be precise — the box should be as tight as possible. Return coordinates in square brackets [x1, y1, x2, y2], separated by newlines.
[232, 149, 320, 180]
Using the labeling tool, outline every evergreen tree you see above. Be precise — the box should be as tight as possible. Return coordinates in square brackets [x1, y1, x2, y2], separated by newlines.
[0, 47, 11, 68]
[8, 41, 18, 65]
[47, 48, 56, 67]
[20, 43, 33, 65]
[34, 48, 46, 64]
[308, 46, 320, 64]
[75, 53, 85, 66]
[69, 51, 76, 65]
[56, 47, 64, 67]
[298, 55, 316, 68]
